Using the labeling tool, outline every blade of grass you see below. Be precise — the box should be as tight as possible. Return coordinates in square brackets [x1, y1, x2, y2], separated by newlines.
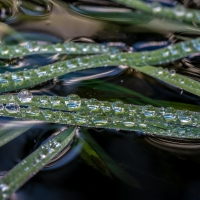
[0, 126, 77, 200]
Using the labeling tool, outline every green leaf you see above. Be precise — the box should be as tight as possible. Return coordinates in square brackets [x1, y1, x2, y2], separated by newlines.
[0, 126, 77, 199]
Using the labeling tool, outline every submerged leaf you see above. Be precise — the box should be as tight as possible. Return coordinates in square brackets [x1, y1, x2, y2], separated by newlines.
[80, 129, 140, 188]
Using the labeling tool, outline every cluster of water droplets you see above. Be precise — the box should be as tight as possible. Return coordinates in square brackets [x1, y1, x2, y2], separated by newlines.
[0, 41, 119, 59]
[115, 0, 200, 24]
[0, 37, 200, 93]
[0, 90, 199, 138]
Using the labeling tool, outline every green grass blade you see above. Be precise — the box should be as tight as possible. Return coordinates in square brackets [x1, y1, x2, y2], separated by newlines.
[0, 126, 77, 199]
[0, 121, 34, 148]
[129, 65, 200, 97]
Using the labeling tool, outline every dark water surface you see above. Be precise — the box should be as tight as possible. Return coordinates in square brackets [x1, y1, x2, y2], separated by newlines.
[1, 0, 200, 200]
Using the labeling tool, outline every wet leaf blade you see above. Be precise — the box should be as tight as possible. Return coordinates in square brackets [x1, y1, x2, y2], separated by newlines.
[0, 126, 77, 199]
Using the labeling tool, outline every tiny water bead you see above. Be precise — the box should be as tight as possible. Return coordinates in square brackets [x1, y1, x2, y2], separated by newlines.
[17, 89, 33, 103]
[26, 106, 40, 116]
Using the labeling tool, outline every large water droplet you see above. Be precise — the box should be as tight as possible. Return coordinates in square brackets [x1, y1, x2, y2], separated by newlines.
[170, 69, 176, 76]
[142, 105, 156, 117]
[65, 94, 81, 110]
[50, 96, 60, 106]
[18, 89, 33, 103]
[100, 101, 112, 112]
[173, 5, 185, 17]
[112, 101, 125, 114]
[74, 112, 88, 124]
[92, 114, 108, 126]
[162, 107, 177, 122]
[152, 2, 162, 13]
[177, 111, 192, 125]
[26, 42, 40, 52]
[0, 183, 9, 192]
[5, 103, 20, 113]
[87, 98, 100, 111]
[156, 67, 163, 75]
[122, 116, 135, 127]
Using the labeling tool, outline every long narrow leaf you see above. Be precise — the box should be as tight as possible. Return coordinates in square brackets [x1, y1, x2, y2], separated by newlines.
[0, 126, 77, 200]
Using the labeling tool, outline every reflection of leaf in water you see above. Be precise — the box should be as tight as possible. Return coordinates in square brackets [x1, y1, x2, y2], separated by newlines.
[80, 128, 140, 188]
[80, 140, 112, 178]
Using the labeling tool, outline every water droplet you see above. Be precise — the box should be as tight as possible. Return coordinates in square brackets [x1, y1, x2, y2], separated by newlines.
[112, 101, 124, 113]
[66, 60, 77, 69]
[177, 111, 192, 125]
[177, 127, 186, 135]
[74, 112, 88, 124]
[122, 116, 135, 127]
[138, 120, 147, 128]
[26, 42, 40, 52]
[54, 44, 63, 52]
[0, 104, 4, 113]
[60, 112, 74, 123]
[40, 154, 46, 159]
[128, 105, 137, 116]
[181, 43, 192, 53]
[0, 75, 8, 84]
[26, 106, 40, 116]
[152, 2, 162, 13]
[100, 101, 112, 112]
[179, 78, 185, 84]
[40, 45, 48, 52]
[50, 96, 60, 106]
[173, 5, 185, 17]
[5, 103, 20, 113]
[0, 183, 9, 192]
[186, 12, 193, 18]
[1, 47, 9, 55]
[170, 69, 176, 76]
[162, 51, 169, 57]
[192, 39, 200, 51]
[40, 95, 49, 105]
[167, 45, 178, 55]
[8, 95, 14, 101]
[87, 98, 100, 111]
[142, 105, 156, 117]
[162, 107, 177, 122]
[35, 68, 47, 77]
[11, 73, 23, 83]
[92, 114, 108, 126]
[42, 109, 52, 120]
[156, 67, 163, 75]
[65, 94, 81, 110]
[18, 89, 33, 103]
